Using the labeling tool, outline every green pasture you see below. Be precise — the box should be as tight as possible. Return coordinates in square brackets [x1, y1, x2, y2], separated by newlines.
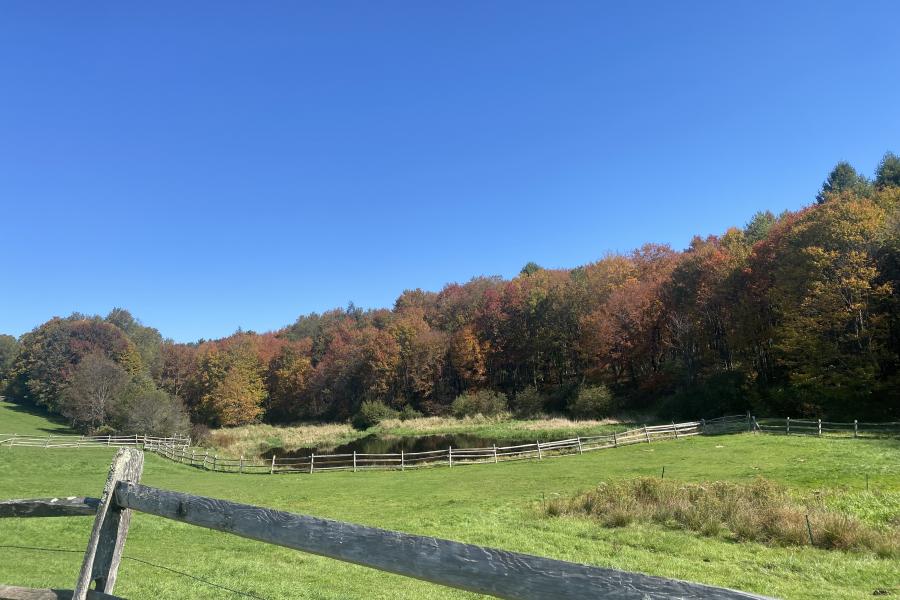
[0, 403, 897, 600]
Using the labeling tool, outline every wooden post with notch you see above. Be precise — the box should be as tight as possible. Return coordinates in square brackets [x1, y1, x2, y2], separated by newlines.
[72, 447, 144, 600]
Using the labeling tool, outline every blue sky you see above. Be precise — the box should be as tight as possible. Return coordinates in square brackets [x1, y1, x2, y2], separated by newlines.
[2, 1, 899, 342]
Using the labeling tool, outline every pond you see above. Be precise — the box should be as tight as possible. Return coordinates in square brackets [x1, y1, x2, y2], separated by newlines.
[261, 433, 537, 459]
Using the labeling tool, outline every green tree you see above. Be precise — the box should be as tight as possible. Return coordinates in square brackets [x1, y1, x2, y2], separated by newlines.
[816, 161, 869, 204]
[875, 151, 900, 189]
[744, 211, 776, 244]
[0, 334, 19, 386]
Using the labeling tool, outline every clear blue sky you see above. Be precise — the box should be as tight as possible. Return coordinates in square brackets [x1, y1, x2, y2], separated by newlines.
[2, 1, 899, 342]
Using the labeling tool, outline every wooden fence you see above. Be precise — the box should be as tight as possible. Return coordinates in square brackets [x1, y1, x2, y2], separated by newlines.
[0, 448, 773, 600]
[3, 413, 895, 478]
[2, 421, 704, 474]
[753, 417, 900, 438]
[0, 434, 190, 450]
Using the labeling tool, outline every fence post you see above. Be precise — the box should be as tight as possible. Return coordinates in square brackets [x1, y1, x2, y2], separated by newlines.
[213, 455, 218, 471]
[310, 454, 315, 474]
[700, 418, 706, 433]
[752, 416, 758, 432]
[672, 422, 679, 439]
[854, 419, 858, 438]
[644, 426, 650, 443]
[536, 441, 543, 460]
[747, 411, 752, 432]
[45, 434, 51, 448]
[204, 450, 209, 470]
[787, 417, 790, 435]
[270, 454, 276, 475]
[72, 447, 144, 599]
[493, 445, 498, 463]
[576, 437, 583, 454]
[353, 451, 357, 472]
[191, 450, 196, 466]
[401, 450, 405, 471]
[613, 431, 617, 447]
[107, 435, 111, 447]
[448, 446, 453, 468]
[818, 419, 822, 437]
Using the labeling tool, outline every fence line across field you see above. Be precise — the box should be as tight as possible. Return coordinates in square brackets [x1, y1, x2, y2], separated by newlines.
[0, 447, 773, 600]
[2, 414, 897, 476]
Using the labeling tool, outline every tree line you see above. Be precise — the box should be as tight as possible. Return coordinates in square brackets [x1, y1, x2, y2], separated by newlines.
[2, 153, 899, 433]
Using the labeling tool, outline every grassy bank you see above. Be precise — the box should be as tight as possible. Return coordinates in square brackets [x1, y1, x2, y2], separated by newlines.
[1, 432, 898, 598]
[1, 400, 899, 599]
[0, 398, 75, 436]
[208, 414, 637, 458]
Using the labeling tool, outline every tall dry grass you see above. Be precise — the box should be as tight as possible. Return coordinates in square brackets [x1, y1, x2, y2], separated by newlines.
[545, 477, 899, 558]
[209, 422, 358, 458]
[376, 414, 634, 433]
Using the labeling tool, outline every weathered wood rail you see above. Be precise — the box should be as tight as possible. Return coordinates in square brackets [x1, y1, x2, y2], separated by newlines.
[140, 419, 707, 474]
[0, 448, 774, 600]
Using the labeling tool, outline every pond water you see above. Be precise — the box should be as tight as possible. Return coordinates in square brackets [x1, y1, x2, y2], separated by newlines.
[261, 433, 537, 459]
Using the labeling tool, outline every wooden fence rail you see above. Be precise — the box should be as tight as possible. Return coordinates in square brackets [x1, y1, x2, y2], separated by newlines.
[1, 422, 704, 475]
[753, 418, 900, 438]
[0, 448, 773, 600]
[3, 414, 896, 479]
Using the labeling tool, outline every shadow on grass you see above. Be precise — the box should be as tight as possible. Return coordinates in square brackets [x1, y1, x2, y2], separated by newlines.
[0, 398, 75, 434]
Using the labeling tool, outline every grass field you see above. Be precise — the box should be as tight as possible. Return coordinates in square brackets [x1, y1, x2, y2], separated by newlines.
[1, 402, 898, 599]
[0, 398, 75, 436]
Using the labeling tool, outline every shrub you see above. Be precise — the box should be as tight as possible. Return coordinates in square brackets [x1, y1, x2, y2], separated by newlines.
[398, 405, 423, 421]
[512, 386, 545, 417]
[451, 390, 508, 418]
[543, 477, 899, 557]
[190, 423, 211, 446]
[352, 400, 398, 430]
[567, 385, 615, 419]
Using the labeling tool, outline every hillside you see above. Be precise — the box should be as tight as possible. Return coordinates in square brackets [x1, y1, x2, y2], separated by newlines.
[2, 156, 899, 437]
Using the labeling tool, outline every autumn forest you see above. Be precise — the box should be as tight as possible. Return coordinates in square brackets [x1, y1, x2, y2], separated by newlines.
[2, 154, 899, 436]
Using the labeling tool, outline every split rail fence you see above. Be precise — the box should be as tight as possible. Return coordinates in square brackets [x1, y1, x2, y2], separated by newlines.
[2, 421, 709, 475]
[2, 414, 896, 478]
[752, 417, 900, 438]
[0, 448, 772, 600]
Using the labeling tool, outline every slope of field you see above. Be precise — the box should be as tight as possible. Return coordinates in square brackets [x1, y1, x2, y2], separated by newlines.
[0, 398, 75, 436]
[0, 404, 897, 600]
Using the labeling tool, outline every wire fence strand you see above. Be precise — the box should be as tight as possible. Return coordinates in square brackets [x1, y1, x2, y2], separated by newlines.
[0, 544, 269, 600]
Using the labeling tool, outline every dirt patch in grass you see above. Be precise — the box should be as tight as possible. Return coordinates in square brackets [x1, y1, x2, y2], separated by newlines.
[545, 477, 899, 557]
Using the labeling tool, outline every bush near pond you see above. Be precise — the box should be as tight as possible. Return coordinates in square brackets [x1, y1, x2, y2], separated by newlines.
[451, 390, 508, 418]
[568, 385, 616, 419]
[352, 400, 399, 430]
